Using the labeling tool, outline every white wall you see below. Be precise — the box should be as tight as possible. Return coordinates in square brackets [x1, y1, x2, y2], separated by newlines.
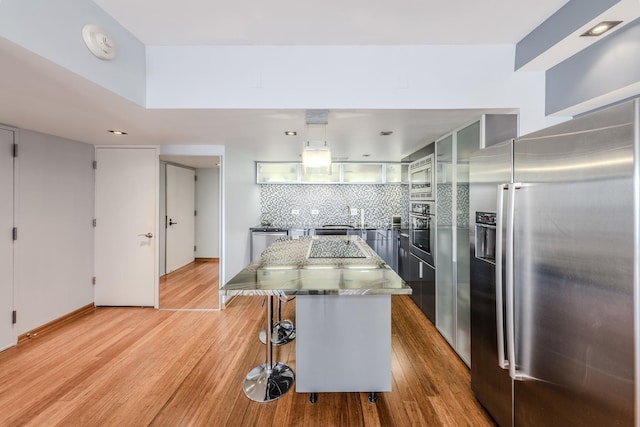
[0, 0, 146, 105]
[146, 45, 566, 135]
[195, 168, 220, 258]
[15, 130, 94, 334]
[224, 147, 260, 284]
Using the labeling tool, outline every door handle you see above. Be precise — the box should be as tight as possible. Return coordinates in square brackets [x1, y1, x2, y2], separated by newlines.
[495, 184, 508, 370]
[138, 233, 153, 238]
[169, 219, 178, 226]
[505, 183, 524, 381]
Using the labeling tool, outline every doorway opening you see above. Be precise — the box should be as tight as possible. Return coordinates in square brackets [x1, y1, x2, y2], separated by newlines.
[159, 155, 221, 310]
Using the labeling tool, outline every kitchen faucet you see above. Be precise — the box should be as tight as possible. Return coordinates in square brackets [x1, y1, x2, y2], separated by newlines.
[345, 205, 352, 226]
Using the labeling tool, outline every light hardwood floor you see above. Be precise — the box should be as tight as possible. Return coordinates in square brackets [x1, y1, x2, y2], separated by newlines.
[159, 259, 220, 309]
[0, 262, 495, 426]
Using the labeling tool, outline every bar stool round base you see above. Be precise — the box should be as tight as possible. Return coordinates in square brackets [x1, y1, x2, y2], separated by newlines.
[259, 320, 296, 346]
[243, 362, 295, 402]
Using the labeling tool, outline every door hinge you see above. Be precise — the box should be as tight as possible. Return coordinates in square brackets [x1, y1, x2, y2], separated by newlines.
[194, 245, 197, 252]
[12, 227, 17, 241]
[194, 210, 197, 216]
[92, 218, 97, 227]
[12, 143, 18, 158]
[12, 310, 16, 325]
[194, 175, 198, 182]
[92, 276, 96, 285]
[92, 160, 97, 170]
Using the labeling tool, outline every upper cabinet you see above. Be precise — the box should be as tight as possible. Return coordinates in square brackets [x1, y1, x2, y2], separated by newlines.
[256, 163, 299, 183]
[342, 163, 383, 183]
[386, 163, 408, 183]
[257, 162, 407, 184]
[301, 165, 341, 183]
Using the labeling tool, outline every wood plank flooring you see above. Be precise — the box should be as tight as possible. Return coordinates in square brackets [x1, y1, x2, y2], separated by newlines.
[0, 262, 495, 426]
[159, 260, 220, 309]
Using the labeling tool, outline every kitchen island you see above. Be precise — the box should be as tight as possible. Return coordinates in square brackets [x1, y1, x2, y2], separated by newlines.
[222, 235, 411, 402]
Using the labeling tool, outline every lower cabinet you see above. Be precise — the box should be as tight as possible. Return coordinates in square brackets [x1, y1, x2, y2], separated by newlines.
[360, 229, 399, 272]
[398, 231, 410, 281]
[409, 253, 436, 324]
[296, 295, 392, 393]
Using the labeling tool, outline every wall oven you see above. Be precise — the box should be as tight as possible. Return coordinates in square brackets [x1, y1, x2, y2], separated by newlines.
[409, 154, 434, 201]
[409, 201, 435, 265]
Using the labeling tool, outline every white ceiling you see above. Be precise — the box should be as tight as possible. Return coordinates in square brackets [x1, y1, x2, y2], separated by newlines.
[93, 0, 569, 46]
[0, 1, 579, 163]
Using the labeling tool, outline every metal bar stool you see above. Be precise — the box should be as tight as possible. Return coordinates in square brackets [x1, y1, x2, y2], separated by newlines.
[259, 295, 296, 346]
[243, 295, 295, 402]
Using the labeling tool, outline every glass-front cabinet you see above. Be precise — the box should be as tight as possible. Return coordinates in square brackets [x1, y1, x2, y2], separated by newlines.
[454, 121, 480, 365]
[342, 163, 384, 183]
[301, 165, 341, 183]
[434, 115, 516, 366]
[385, 163, 408, 183]
[256, 163, 299, 183]
[257, 162, 404, 184]
[435, 135, 455, 347]
[435, 121, 480, 367]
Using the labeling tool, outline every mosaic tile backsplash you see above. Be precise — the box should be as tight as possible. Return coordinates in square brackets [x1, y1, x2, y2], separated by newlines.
[260, 184, 409, 228]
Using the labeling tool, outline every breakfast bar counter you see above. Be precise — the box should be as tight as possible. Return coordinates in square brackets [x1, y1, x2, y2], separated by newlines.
[221, 235, 411, 402]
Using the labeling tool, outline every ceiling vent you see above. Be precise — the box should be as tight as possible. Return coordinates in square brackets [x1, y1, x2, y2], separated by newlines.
[305, 110, 329, 125]
[82, 24, 116, 60]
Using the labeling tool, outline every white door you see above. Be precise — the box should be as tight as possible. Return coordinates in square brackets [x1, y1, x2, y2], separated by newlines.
[166, 164, 195, 273]
[0, 129, 15, 350]
[95, 147, 158, 306]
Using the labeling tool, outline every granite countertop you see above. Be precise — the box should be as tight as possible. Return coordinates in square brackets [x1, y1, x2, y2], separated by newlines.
[250, 224, 404, 231]
[222, 236, 411, 296]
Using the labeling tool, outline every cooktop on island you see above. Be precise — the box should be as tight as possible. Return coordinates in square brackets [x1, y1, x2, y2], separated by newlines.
[307, 238, 367, 259]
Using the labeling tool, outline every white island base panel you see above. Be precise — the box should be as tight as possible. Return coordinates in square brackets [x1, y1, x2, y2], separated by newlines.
[295, 295, 392, 393]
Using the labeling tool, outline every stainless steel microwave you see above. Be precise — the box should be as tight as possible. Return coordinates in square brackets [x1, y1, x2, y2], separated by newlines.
[409, 154, 434, 201]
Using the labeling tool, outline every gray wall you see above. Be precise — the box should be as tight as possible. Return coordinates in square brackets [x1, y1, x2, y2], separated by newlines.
[546, 17, 640, 115]
[195, 167, 220, 258]
[16, 130, 94, 334]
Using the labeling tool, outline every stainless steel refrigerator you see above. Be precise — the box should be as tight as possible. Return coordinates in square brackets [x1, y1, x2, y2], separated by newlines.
[469, 99, 638, 426]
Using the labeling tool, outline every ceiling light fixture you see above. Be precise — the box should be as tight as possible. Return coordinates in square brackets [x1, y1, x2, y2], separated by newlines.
[108, 130, 127, 135]
[581, 21, 622, 37]
[285, 131, 297, 136]
[380, 131, 393, 136]
[302, 140, 331, 169]
[302, 110, 331, 173]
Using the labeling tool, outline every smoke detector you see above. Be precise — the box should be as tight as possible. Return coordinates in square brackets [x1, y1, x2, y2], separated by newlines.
[82, 24, 116, 60]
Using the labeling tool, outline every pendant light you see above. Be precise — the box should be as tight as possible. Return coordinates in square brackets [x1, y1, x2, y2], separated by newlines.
[302, 110, 332, 173]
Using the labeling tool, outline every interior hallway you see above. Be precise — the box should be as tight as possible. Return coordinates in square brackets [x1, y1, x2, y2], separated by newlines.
[160, 259, 220, 309]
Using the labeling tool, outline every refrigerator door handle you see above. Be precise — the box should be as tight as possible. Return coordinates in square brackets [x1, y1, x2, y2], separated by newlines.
[495, 184, 508, 369]
[506, 182, 525, 381]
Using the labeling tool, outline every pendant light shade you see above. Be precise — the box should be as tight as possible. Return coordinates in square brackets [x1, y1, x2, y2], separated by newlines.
[302, 142, 331, 168]
[302, 110, 332, 173]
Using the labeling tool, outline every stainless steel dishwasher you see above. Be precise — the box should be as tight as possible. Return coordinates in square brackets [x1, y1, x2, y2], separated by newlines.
[251, 228, 288, 261]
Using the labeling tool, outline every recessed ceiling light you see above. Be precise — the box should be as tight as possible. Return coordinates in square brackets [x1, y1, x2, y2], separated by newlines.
[108, 130, 127, 135]
[285, 131, 297, 136]
[380, 131, 393, 136]
[362, 154, 371, 157]
[581, 21, 622, 37]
